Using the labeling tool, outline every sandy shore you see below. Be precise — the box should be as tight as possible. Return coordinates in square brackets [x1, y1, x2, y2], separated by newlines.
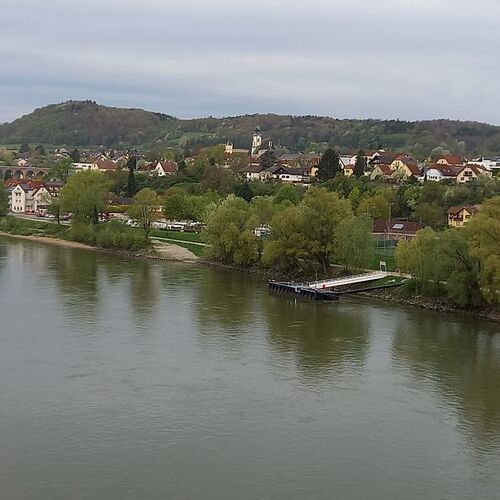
[152, 241, 199, 262]
[0, 231, 96, 250]
[0, 230, 199, 263]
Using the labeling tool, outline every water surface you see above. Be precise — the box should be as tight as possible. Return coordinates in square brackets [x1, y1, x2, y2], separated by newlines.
[0, 236, 499, 500]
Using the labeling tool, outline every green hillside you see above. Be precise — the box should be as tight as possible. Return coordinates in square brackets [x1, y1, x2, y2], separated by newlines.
[1, 100, 500, 157]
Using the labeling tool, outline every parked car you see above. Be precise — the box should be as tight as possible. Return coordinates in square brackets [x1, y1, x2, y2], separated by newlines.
[152, 220, 167, 230]
[166, 223, 185, 230]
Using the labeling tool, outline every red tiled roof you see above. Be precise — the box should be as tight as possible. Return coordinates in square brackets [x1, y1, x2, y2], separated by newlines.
[426, 164, 461, 177]
[373, 219, 423, 235]
[435, 154, 465, 165]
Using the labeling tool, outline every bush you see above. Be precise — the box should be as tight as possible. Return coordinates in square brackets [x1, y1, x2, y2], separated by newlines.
[68, 219, 147, 251]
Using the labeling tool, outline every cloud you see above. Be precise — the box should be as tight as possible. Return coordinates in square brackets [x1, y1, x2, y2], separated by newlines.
[1, 0, 499, 124]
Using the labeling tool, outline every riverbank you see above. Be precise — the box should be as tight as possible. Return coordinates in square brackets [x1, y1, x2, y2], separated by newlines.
[359, 288, 500, 323]
[1, 226, 498, 323]
[0, 231, 200, 264]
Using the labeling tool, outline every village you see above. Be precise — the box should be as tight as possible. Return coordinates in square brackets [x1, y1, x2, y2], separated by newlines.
[1, 125, 499, 237]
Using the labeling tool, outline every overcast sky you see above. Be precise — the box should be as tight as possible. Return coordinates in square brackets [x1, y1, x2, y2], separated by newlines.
[1, 0, 499, 124]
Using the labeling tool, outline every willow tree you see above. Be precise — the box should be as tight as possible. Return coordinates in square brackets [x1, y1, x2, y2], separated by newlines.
[59, 170, 109, 224]
[127, 188, 160, 241]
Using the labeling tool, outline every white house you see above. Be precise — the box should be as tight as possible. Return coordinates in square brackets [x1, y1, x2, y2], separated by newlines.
[424, 164, 461, 182]
[468, 157, 500, 172]
[72, 162, 98, 172]
[264, 165, 306, 183]
[239, 164, 264, 181]
[9, 184, 34, 213]
[32, 183, 62, 212]
[139, 160, 178, 177]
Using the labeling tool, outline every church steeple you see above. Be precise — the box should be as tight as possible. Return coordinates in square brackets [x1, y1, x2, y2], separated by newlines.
[251, 125, 262, 157]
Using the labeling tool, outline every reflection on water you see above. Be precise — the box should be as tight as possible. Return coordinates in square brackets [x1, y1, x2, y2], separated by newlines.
[1, 236, 499, 500]
[392, 316, 500, 452]
[262, 296, 370, 378]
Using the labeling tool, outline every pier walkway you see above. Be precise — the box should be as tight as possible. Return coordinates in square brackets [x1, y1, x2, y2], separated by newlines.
[306, 271, 387, 290]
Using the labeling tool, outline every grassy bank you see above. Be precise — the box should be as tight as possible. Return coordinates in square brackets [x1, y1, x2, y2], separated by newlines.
[0, 216, 204, 258]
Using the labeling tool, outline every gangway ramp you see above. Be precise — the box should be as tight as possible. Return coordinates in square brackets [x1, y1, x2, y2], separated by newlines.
[306, 271, 387, 290]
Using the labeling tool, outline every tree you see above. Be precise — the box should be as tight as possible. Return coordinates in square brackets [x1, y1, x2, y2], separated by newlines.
[163, 192, 189, 220]
[126, 155, 137, 197]
[316, 148, 340, 181]
[353, 150, 367, 177]
[411, 202, 445, 228]
[234, 181, 253, 202]
[335, 216, 374, 271]
[47, 197, 62, 225]
[396, 227, 443, 294]
[19, 143, 31, 154]
[59, 170, 109, 224]
[204, 196, 258, 267]
[251, 196, 275, 225]
[0, 182, 8, 216]
[259, 150, 275, 170]
[356, 194, 390, 220]
[127, 188, 160, 241]
[70, 149, 81, 162]
[200, 165, 235, 194]
[49, 158, 74, 182]
[34, 145, 46, 156]
[273, 184, 302, 206]
[263, 206, 307, 270]
[468, 196, 500, 303]
[301, 187, 352, 272]
[439, 228, 482, 306]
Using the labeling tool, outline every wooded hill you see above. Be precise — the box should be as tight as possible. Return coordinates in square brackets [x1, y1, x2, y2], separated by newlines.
[2, 100, 500, 158]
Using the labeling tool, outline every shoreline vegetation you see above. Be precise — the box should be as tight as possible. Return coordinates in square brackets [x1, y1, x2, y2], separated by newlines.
[1, 221, 499, 323]
[1, 163, 498, 322]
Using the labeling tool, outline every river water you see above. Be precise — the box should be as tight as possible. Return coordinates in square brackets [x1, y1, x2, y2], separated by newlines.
[0, 236, 499, 500]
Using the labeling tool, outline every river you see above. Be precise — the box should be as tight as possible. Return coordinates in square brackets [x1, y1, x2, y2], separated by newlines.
[0, 236, 499, 500]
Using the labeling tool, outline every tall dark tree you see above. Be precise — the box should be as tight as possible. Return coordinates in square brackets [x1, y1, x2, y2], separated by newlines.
[234, 181, 253, 202]
[0, 182, 8, 216]
[70, 148, 81, 162]
[34, 144, 46, 156]
[317, 148, 340, 181]
[19, 143, 31, 155]
[259, 150, 275, 170]
[126, 152, 137, 197]
[354, 150, 367, 177]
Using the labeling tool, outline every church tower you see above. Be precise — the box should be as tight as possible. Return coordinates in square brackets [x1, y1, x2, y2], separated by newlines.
[251, 126, 262, 157]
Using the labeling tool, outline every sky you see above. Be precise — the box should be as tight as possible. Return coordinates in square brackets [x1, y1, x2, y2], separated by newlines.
[1, 0, 499, 124]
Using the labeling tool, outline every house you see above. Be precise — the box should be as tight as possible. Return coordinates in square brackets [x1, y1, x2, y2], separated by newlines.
[468, 157, 500, 172]
[9, 183, 32, 213]
[107, 192, 133, 206]
[264, 165, 307, 183]
[95, 158, 119, 172]
[433, 154, 466, 167]
[72, 162, 98, 172]
[368, 151, 399, 167]
[389, 155, 421, 180]
[447, 205, 480, 227]
[424, 164, 461, 182]
[32, 182, 63, 212]
[372, 219, 423, 241]
[370, 164, 394, 181]
[138, 160, 178, 177]
[239, 164, 264, 181]
[343, 165, 355, 177]
[456, 164, 492, 183]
